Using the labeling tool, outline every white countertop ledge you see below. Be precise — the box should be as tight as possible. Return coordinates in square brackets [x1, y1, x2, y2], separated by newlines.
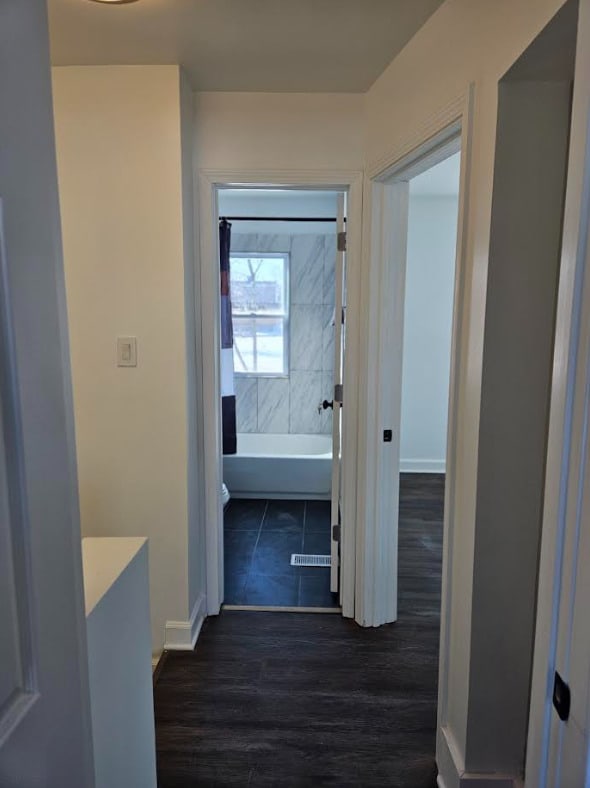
[82, 537, 147, 617]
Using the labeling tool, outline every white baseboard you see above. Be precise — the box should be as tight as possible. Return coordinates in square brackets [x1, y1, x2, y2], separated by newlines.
[400, 459, 446, 473]
[164, 592, 206, 651]
[437, 727, 520, 788]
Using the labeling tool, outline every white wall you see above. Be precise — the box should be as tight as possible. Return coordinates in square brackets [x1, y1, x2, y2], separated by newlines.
[364, 0, 571, 780]
[195, 92, 365, 171]
[52, 65, 196, 653]
[400, 190, 459, 472]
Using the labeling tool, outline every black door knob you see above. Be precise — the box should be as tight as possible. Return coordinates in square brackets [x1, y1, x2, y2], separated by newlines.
[322, 400, 334, 410]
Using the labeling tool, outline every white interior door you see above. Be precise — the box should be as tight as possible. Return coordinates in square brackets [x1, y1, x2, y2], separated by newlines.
[0, 201, 92, 785]
[544, 12, 590, 773]
[525, 1, 590, 784]
[330, 194, 345, 593]
[543, 275, 590, 787]
[0, 3, 93, 784]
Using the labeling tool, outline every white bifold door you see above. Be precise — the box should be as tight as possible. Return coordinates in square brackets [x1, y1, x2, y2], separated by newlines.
[330, 194, 346, 593]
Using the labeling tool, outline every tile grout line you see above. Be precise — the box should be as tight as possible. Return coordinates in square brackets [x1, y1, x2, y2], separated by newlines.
[242, 500, 269, 602]
[302, 500, 307, 550]
[297, 501, 308, 606]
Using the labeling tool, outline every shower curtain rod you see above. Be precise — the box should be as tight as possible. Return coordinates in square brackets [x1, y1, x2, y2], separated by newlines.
[220, 215, 346, 223]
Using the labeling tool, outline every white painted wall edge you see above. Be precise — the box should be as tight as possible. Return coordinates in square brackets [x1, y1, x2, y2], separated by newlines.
[400, 459, 445, 473]
[437, 726, 522, 788]
[164, 592, 207, 650]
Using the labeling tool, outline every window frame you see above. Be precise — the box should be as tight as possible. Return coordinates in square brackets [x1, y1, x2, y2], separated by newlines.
[230, 251, 290, 378]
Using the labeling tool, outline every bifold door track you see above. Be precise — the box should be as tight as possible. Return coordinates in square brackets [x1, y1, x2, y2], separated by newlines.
[290, 554, 331, 568]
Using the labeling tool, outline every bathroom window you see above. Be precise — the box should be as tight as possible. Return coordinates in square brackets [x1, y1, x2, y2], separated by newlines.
[230, 252, 289, 376]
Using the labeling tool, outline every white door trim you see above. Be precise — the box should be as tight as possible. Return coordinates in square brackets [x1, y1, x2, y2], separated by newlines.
[197, 169, 363, 621]
[330, 194, 345, 594]
[356, 77, 474, 664]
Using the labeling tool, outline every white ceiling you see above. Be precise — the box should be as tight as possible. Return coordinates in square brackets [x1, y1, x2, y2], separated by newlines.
[410, 152, 461, 198]
[48, 0, 445, 93]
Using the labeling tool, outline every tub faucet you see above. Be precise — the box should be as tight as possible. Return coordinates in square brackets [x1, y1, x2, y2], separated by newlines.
[318, 399, 334, 414]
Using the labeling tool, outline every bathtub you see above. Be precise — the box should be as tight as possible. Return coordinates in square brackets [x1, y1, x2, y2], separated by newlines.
[223, 433, 332, 499]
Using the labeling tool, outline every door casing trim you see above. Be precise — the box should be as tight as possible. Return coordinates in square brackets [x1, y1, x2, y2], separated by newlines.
[197, 168, 363, 622]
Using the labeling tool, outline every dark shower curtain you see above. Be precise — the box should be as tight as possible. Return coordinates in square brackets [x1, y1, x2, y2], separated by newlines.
[219, 218, 237, 454]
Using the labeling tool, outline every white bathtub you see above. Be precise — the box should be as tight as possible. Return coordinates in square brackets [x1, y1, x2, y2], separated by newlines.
[223, 433, 332, 499]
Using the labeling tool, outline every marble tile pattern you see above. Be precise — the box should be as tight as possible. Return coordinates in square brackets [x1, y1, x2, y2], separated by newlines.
[290, 370, 322, 434]
[257, 378, 289, 433]
[232, 232, 336, 435]
[234, 377, 257, 433]
[290, 305, 323, 372]
[290, 235, 324, 305]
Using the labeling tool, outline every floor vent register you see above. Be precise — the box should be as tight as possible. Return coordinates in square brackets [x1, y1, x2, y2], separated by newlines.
[290, 554, 331, 568]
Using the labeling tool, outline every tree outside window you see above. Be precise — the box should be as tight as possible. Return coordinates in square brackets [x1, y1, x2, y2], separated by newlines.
[230, 253, 289, 376]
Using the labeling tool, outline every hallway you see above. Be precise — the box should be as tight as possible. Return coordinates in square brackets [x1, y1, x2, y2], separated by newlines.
[153, 474, 443, 786]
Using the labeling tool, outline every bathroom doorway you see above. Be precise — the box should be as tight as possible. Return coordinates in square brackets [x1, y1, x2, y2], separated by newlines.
[216, 188, 348, 611]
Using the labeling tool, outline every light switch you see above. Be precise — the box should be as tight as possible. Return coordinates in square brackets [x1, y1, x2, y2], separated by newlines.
[117, 337, 137, 367]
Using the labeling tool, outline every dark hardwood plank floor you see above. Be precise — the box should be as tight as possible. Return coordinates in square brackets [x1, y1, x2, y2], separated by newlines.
[154, 474, 444, 787]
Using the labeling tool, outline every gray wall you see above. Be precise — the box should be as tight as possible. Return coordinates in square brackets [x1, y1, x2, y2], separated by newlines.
[232, 231, 336, 435]
[467, 79, 572, 774]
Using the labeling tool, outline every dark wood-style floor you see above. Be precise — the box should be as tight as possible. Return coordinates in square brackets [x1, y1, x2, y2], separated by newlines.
[154, 474, 444, 787]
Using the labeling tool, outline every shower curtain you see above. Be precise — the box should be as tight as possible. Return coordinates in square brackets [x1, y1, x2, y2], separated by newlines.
[219, 218, 237, 454]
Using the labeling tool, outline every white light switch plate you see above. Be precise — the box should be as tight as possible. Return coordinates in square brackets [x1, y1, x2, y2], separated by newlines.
[117, 336, 137, 367]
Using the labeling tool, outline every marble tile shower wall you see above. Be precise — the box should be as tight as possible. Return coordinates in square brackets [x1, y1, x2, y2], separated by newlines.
[232, 232, 336, 435]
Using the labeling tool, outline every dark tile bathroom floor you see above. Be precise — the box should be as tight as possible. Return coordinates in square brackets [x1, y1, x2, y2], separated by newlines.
[223, 498, 340, 608]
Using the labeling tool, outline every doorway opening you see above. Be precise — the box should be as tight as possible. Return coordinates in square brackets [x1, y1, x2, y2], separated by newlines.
[216, 187, 347, 611]
[398, 151, 461, 625]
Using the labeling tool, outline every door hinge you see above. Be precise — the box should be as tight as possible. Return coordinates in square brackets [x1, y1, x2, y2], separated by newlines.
[337, 231, 347, 252]
[332, 524, 341, 543]
[334, 383, 343, 404]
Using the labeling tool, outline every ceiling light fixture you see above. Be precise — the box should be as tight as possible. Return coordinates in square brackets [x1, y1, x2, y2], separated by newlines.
[88, 0, 139, 4]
